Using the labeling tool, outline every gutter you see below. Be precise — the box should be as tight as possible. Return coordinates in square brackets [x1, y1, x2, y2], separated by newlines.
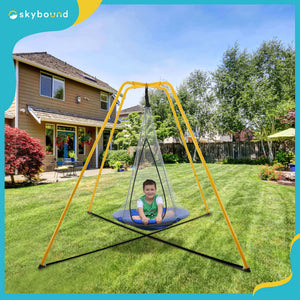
[15, 61, 19, 128]
[27, 105, 41, 124]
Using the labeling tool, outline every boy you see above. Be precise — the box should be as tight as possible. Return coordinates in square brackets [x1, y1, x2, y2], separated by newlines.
[132, 179, 163, 225]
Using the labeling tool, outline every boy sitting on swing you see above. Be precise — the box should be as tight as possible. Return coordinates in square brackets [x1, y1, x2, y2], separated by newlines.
[132, 179, 173, 225]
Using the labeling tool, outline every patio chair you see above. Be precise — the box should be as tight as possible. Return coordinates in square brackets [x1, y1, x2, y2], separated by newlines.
[53, 159, 71, 180]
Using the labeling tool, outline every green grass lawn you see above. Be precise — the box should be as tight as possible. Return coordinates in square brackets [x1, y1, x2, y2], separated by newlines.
[5, 164, 295, 293]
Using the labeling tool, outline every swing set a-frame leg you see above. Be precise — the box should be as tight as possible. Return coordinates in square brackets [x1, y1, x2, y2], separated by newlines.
[162, 81, 250, 271]
[87, 84, 145, 212]
[38, 81, 137, 268]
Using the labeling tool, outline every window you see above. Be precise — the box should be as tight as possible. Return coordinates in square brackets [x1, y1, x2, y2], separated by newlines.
[57, 125, 75, 131]
[40, 73, 65, 100]
[45, 124, 54, 155]
[103, 131, 110, 150]
[78, 127, 85, 154]
[41, 74, 52, 97]
[100, 93, 109, 110]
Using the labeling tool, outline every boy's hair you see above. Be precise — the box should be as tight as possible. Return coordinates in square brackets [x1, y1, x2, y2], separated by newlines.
[143, 179, 156, 189]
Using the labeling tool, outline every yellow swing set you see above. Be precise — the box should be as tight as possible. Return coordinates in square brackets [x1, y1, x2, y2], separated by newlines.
[38, 81, 250, 272]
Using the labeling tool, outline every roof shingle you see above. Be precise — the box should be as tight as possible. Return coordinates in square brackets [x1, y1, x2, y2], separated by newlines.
[120, 105, 144, 116]
[13, 52, 117, 94]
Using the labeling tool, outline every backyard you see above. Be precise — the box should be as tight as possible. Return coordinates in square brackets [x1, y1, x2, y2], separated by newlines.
[5, 163, 295, 293]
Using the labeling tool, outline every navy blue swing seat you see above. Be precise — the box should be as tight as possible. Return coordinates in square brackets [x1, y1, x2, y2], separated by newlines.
[113, 207, 190, 230]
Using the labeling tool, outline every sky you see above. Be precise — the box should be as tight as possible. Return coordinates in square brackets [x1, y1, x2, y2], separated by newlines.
[13, 4, 295, 108]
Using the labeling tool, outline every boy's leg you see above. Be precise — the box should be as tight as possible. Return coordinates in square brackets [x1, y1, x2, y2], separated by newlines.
[132, 215, 142, 220]
[164, 209, 175, 218]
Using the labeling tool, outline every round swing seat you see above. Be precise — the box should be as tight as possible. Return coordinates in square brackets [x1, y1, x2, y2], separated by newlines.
[112, 208, 189, 230]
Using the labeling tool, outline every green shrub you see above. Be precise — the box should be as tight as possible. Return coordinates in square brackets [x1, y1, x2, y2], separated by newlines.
[99, 150, 132, 168]
[275, 150, 295, 165]
[162, 153, 179, 163]
[221, 155, 270, 165]
[275, 150, 289, 164]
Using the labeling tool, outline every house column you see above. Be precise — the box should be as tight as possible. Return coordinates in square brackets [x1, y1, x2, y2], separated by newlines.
[96, 126, 99, 168]
[15, 61, 19, 128]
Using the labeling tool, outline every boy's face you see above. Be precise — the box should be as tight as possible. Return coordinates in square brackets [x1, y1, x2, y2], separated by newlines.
[143, 184, 156, 199]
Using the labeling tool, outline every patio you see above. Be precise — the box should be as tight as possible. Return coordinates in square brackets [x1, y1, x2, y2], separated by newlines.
[5, 168, 116, 185]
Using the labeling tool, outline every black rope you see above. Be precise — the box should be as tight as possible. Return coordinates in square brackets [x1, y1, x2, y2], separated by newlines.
[88, 212, 250, 273]
[40, 211, 250, 272]
[128, 138, 147, 222]
[145, 138, 168, 219]
[145, 86, 150, 107]
[39, 212, 210, 268]
[40, 235, 146, 268]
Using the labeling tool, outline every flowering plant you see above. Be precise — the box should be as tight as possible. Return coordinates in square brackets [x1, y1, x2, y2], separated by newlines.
[5, 124, 45, 182]
[259, 165, 281, 181]
[79, 133, 93, 147]
[56, 132, 69, 148]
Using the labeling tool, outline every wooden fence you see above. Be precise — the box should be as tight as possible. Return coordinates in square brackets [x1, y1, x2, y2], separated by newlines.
[159, 141, 290, 162]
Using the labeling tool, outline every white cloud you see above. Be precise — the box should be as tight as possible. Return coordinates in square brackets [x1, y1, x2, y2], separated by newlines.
[14, 5, 294, 109]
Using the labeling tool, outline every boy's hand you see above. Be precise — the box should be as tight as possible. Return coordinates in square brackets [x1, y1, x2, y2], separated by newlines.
[142, 217, 150, 225]
[155, 216, 162, 224]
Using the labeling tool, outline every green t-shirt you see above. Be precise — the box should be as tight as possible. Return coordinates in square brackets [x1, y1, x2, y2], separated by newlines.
[140, 195, 158, 219]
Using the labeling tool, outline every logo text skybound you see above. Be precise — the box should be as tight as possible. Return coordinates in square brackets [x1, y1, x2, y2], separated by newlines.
[9, 10, 69, 20]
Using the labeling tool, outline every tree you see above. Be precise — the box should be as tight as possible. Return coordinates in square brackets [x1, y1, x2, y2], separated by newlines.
[144, 89, 179, 141]
[114, 112, 142, 149]
[213, 42, 252, 132]
[5, 125, 45, 183]
[242, 39, 295, 159]
[277, 109, 295, 127]
[177, 70, 217, 140]
[213, 39, 295, 160]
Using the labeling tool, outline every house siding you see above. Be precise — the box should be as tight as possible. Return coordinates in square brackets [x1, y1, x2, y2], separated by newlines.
[5, 61, 118, 171]
[18, 62, 114, 119]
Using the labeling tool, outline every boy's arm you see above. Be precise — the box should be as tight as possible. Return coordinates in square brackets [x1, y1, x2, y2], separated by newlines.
[155, 203, 163, 224]
[138, 207, 149, 225]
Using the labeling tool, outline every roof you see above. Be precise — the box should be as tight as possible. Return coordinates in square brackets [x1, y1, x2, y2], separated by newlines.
[13, 52, 118, 94]
[27, 105, 122, 129]
[268, 128, 295, 138]
[120, 105, 144, 116]
[5, 112, 15, 119]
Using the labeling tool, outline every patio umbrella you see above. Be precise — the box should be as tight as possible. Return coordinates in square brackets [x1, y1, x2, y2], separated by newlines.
[268, 128, 295, 139]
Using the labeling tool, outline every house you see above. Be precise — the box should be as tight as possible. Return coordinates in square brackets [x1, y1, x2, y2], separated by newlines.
[5, 52, 122, 171]
[197, 132, 233, 143]
[119, 104, 144, 121]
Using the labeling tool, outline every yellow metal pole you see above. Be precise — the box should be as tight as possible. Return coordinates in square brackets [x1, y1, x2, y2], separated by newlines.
[39, 81, 132, 267]
[162, 81, 250, 270]
[88, 84, 144, 212]
[152, 85, 210, 214]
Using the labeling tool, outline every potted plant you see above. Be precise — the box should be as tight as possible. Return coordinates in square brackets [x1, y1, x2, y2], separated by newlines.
[56, 132, 69, 148]
[114, 161, 122, 172]
[57, 157, 64, 166]
[68, 150, 77, 162]
[288, 151, 295, 172]
[79, 133, 93, 147]
[83, 157, 90, 169]
[290, 159, 295, 172]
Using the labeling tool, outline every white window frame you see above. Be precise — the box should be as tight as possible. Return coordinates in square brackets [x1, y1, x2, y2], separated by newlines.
[40, 72, 65, 101]
[100, 92, 109, 111]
